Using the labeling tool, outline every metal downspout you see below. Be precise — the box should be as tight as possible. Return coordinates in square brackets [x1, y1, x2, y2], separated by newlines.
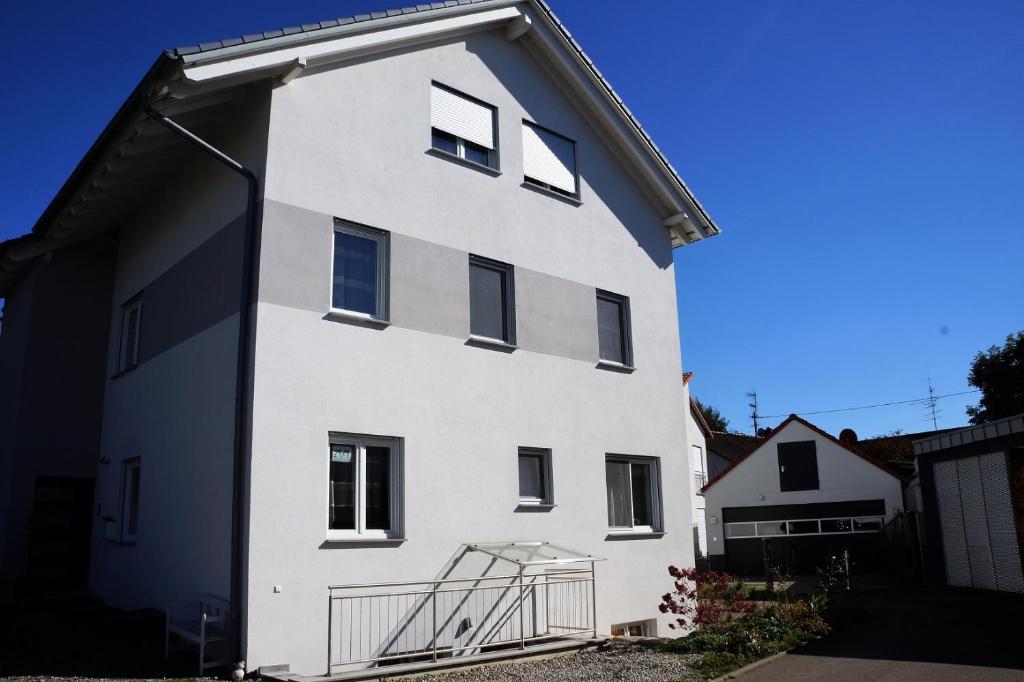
[142, 99, 258, 666]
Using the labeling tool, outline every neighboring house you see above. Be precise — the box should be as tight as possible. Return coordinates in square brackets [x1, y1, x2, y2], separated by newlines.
[0, 0, 720, 676]
[707, 430, 761, 479]
[913, 414, 1024, 593]
[702, 415, 904, 575]
[682, 373, 712, 561]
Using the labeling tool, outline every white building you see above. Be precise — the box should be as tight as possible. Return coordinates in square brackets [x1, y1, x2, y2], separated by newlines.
[682, 372, 712, 562]
[703, 415, 904, 576]
[0, 1, 721, 676]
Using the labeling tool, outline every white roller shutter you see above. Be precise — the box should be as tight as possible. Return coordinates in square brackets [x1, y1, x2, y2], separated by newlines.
[522, 122, 577, 194]
[430, 84, 494, 150]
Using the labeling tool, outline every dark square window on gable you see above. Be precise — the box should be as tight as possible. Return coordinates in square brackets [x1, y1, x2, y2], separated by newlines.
[777, 441, 819, 492]
[468, 255, 515, 345]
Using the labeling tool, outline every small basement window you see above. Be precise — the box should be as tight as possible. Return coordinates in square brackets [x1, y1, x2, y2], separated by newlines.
[611, 620, 654, 637]
[430, 82, 498, 169]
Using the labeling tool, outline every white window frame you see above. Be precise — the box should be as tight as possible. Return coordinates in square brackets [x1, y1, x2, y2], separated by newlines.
[605, 455, 663, 534]
[117, 294, 143, 373]
[326, 433, 403, 541]
[517, 447, 553, 506]
[329, 221, 390, 322]
[120, 457, 141, 544]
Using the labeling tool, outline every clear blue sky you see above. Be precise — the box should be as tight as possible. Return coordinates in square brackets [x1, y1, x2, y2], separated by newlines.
[2, 1, 1021, 436]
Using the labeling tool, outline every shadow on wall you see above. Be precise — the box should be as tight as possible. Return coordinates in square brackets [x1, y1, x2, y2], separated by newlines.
[465, 32, 675, 271]
[0, 587, 201, 678]
[297, 30, 676, 272]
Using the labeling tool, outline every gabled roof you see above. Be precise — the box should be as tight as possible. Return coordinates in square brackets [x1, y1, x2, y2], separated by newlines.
[0, 0, 720, 297]
[707, 431, 761, 463]
[701, 414, 905, 493]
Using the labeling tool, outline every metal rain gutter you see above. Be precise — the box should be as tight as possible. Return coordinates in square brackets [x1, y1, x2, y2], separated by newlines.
[142, 99, 257, 667]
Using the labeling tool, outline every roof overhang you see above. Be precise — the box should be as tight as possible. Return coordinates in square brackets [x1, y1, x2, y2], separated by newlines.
[1, 0, 720, 297]
[170, 0, 720, 246]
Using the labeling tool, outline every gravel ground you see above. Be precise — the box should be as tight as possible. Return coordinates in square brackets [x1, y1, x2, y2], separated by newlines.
[398, 638, 699, 681]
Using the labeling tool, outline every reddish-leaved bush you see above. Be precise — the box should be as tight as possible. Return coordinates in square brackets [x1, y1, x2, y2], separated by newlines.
[658, 565, 756, 629]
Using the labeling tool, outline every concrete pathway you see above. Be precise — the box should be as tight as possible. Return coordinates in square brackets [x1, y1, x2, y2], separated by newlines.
[735, 587, 1024, 681]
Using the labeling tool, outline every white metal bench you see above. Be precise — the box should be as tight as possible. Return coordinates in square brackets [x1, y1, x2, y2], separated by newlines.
[165, 594, 233, 674]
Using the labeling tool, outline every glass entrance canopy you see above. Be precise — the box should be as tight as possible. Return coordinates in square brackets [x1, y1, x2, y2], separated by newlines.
[466, 541, 605, 566]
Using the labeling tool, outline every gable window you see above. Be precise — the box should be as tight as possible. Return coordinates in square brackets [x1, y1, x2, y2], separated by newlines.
[777, 441, 819, 492]
[468, 255, 516, 345]
[430, 82, 497, 170]
[518, 447, 553, 505]
[328, 434, 403, 540]
[605, 455, 662, 533]
[596, 290, 632, 367]
[117, 294, 143, 373]
[332, 221, 389, 321]
[522, 121, 578, 199]
[120, 458, 141, 543]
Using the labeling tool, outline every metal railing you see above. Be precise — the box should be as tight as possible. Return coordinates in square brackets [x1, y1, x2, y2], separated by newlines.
[694, 471, 707, 491]
[327, 566, 596, 673]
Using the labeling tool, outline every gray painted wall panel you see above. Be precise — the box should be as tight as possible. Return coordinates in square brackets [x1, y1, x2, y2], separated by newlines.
[515, 266, 597, 362]
[140, 215, 244, 364]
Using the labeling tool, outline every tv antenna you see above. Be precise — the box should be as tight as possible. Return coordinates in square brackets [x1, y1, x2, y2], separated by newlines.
[746, 391, 760, 435]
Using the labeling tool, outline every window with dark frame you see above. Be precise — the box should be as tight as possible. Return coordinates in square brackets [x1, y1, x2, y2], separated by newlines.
[605, 456, 660, 531]
[328, 435, 402, 540]
[120, 458, 141, 543]
[430, 82, 498, 170]
[777, 441, 820, 492]
[468, 255, 516, 344]
[518, 448, 552, 505]
[332, 221, 389, 321]
[117, 294, 143, 373]
[596, 290, 632, 366]
[522, 121, 578, 199]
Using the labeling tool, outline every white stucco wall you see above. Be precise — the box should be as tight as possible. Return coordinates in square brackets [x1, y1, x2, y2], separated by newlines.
[682, 384, 707, 560]
[246, 28, 693, 674]
[703, 421, 904, 558]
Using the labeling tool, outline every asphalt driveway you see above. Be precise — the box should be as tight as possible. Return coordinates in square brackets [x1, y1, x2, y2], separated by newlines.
[735, 586, 1024, 681]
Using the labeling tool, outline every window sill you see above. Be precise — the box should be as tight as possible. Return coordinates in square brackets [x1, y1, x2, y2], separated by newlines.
[596, 360, 636, 373]
[427, 148, 501, 176]
[515, 502, 556, 512]
[466, 335, 517, 353]
[322, 536, 406, 546]
[324, 310, 390, 329]
[110, 365, 140, 381]
[605, 530, 666, 540]
[521, 180, 582, 206]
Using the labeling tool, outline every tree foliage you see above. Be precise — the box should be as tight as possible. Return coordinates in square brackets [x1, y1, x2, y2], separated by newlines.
[966, 331, 1024, 425]
[694, 397, 729, 432]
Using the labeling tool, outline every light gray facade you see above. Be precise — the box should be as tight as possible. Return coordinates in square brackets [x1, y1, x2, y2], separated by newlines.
[0, 0, 721, 676]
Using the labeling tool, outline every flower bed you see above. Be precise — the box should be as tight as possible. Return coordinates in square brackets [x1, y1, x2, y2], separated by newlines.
[657, 566, 830, 679]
